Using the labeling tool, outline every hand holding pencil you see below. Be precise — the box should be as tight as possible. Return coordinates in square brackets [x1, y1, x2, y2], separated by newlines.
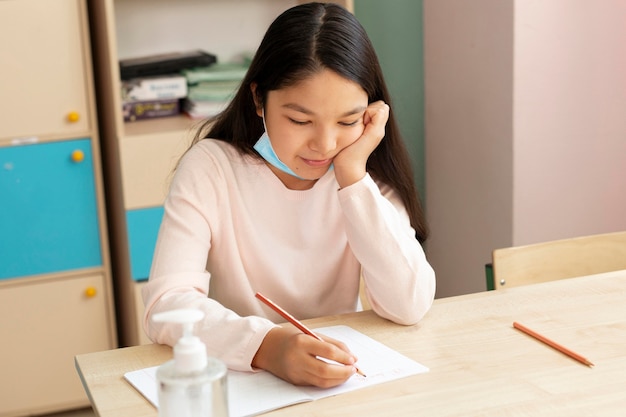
[252, 292, 364, 388]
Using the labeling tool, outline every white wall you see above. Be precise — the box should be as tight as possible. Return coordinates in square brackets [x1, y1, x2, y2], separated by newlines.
[114, 0, 297, 62]
[424, 0, 626, 298]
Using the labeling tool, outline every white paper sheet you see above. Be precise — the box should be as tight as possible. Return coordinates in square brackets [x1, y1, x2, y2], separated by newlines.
[124, 325, 429, 417]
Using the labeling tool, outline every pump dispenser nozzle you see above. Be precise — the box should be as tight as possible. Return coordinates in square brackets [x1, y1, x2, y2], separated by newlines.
[153, 309, 207, 373]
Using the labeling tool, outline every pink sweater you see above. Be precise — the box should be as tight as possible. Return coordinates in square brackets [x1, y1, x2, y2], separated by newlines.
[142, 139, 435, 371]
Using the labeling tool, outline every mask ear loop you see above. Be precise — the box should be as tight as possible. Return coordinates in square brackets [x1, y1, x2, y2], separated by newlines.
[254, 108, 304, 179]
[261, 108, 269, 132]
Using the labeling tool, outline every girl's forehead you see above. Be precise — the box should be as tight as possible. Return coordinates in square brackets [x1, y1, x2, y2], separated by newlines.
[269, 70, 368, 111]
[284, 69, 361, 91]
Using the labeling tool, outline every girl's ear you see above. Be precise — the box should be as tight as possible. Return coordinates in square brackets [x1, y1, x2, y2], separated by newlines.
[250, 82, 263, 117]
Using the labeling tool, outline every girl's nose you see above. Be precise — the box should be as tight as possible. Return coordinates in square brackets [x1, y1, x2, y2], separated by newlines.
[309, 127, 337, 155]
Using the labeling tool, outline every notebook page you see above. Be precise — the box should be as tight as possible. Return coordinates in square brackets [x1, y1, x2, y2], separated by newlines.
[125, 366, 312, 417]
[124, 325, 429, 416]
[301, 325, 430, 400]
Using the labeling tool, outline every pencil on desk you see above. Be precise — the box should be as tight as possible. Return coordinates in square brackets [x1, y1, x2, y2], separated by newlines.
[513, 322, 594, 367]
[255, 292, 366, 377]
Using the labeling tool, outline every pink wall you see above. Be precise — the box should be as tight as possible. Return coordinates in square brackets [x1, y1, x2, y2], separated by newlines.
[424, 0, 626, 297]
[513, 0, 626, 244]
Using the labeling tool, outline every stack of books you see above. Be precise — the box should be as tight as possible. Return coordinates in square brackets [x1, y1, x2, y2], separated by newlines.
[118, 50, 248, 122]
[121, 75, 188, 122]
[181, 63, 248, 119]
[119, 50, 217, 122]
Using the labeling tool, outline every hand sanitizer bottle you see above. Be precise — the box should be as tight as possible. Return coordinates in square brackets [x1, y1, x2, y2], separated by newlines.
[153, 309, 228, 417]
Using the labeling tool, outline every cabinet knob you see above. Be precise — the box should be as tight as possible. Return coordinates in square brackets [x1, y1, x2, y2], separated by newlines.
[85, 287, 97, 298]
[67, 111, 80, 123]
[71, 149, 85, 163]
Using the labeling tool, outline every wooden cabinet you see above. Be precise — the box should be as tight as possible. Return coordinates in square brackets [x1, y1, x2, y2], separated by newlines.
[89, 0, 353, 347]
[0, 0, 92, 141]
[0, 0, 117, 415]
[0, 274, 114, 414]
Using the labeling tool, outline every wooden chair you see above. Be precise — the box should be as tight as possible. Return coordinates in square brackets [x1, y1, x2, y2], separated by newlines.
[491, 231, 626, 289]
[359, 274, 372, 311]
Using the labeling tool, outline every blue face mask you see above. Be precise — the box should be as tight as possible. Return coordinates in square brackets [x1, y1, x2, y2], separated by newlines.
[253, 112, 304, 179]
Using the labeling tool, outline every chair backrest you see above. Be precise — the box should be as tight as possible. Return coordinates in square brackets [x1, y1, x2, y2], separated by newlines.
[492, 231, 626, 289]
[359, 274, 372, 311]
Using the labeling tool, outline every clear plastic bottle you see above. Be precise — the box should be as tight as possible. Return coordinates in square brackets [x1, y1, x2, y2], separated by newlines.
[153, 309, 228, 417]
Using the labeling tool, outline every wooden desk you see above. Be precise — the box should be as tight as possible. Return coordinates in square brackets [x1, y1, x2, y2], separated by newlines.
[76, 270, 626, 417]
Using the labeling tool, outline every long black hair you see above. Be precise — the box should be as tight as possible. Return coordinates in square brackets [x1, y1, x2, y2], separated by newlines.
[191, 2, 428, 242]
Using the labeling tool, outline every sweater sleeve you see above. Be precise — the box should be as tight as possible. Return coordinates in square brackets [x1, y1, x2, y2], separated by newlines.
[141, 145, 277, 371]
[337, 174, 436, 325]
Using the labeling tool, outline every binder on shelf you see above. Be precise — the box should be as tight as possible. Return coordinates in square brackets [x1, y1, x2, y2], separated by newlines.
[181, 63, 248, 84]
[119, 50, 217, 80]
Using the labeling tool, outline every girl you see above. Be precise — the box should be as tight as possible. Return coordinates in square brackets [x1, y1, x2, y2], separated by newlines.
[143, 2, 435, 388]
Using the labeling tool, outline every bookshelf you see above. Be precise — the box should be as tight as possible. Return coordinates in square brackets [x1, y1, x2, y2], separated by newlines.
[89, 0, 353, 347]
[0, 0, 117, 415]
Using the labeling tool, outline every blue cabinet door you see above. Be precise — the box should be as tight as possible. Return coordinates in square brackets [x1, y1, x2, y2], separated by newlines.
[0, 139, 102, 279]
[126, 207, 164, 281]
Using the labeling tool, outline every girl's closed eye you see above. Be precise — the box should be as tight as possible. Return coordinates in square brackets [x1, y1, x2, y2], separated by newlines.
[289, 118, 310, 126]
[339, 119, 362, 127]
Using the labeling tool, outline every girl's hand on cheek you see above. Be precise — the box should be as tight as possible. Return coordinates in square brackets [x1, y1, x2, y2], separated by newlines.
[333, 101, 389, 188]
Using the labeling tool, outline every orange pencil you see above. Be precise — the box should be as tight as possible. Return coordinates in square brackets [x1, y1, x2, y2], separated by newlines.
[255, 292, 366, 377]
[513, 322, 594, 367]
